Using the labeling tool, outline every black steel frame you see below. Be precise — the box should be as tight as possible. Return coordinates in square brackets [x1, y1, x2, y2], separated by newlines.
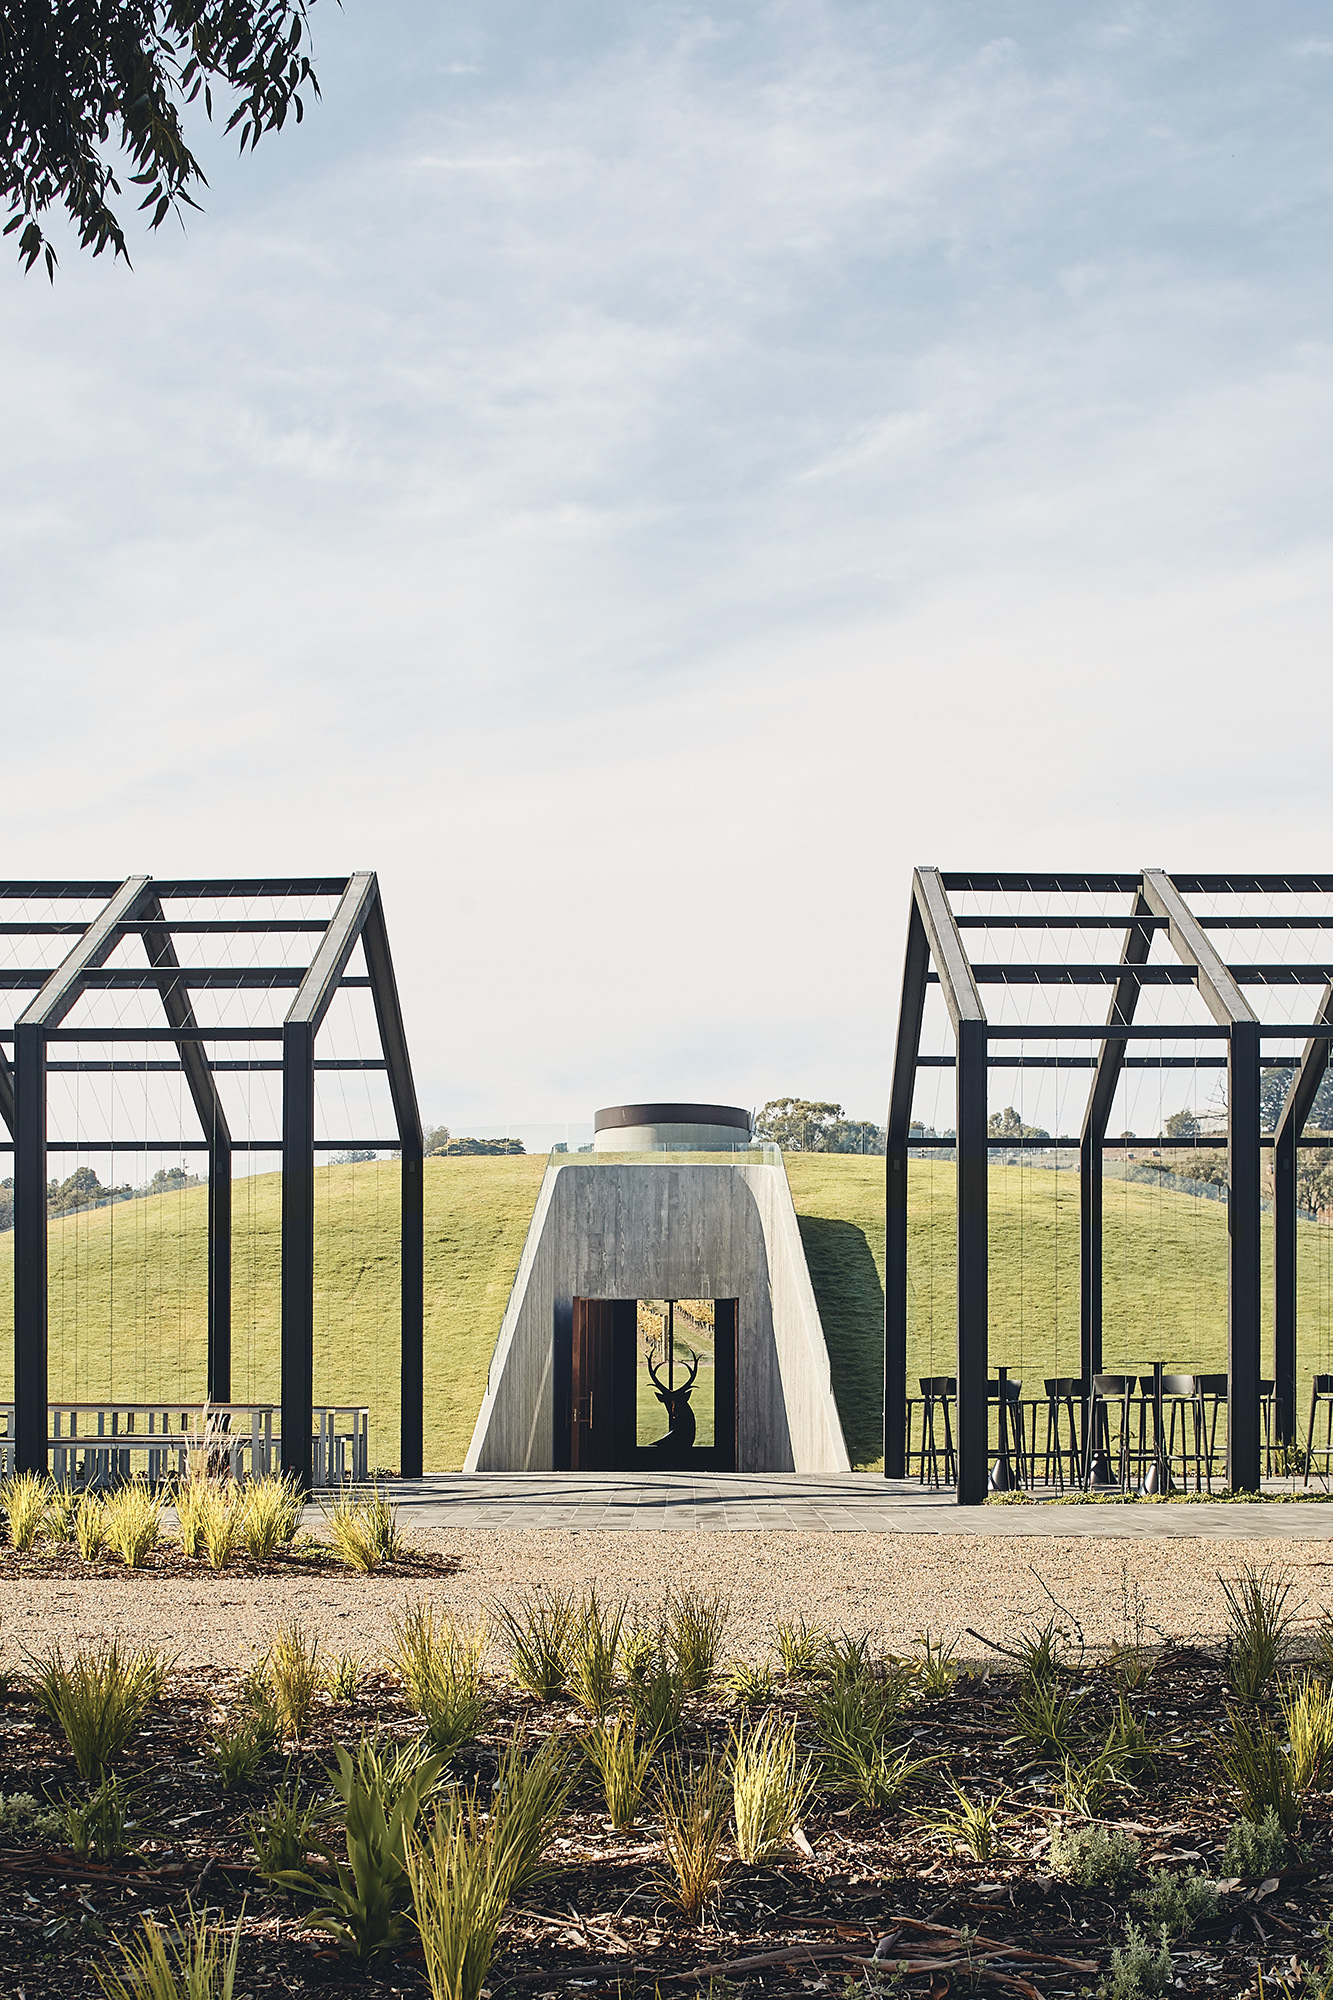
[885, 870, 1333, 1503]
[1, 875, 424, 1489]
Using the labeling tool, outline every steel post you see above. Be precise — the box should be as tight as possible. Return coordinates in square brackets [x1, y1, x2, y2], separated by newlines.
[13, 1024, 47, 1473]
[280, 1020, 315, 1491]
[1228, 1020, 1263, 1491]
[956, 1017, 989, 1505]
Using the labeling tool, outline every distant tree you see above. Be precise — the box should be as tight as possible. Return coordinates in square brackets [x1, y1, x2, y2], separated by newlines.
[987, 1106, 1050, 1142]
[146, 1165, 200, 1193]
[332, 1149, 376, 1164]
[423, 1125, 451, 1156]
[1261, 1061, 1333, 1134]
[1, 0, 325, 278]
[436, 1136, 525, 1157]
[755, 1099, 841, 1151]
[0, 1175, 11, 1232]
[46, 1165, 132, 1214]
[823, 1119, 886, 1155]
[1164, 1108, 1200, 1140]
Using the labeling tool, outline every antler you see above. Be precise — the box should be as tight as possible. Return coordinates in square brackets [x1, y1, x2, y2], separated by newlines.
[647, 1348, 666, 1389]
[679, 1347, 700, 1389]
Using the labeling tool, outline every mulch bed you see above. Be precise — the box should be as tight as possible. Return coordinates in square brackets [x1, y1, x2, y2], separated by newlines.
[0, 1540, 460, 1582]
[0, 1643, 1329, 1998]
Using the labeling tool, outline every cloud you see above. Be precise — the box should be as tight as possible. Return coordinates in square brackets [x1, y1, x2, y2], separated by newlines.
[2, 0, 1333, 1120]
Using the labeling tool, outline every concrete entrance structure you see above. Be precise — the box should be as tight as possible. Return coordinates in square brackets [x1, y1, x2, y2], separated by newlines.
[464, 1146, 849, 1475]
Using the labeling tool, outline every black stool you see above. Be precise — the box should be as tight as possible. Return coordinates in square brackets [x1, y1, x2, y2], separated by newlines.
[1305, 1375, 1333, 1485]
[1082, 1373, 1142, 1490]
[1041, 1377, 1086, 1491]
[918, 1376, 957, 1487]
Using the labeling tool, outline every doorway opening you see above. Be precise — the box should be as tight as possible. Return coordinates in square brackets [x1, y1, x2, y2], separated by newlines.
[561, 1297, 737, 1471]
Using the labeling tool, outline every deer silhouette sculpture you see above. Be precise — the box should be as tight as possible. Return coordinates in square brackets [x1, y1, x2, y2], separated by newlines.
[645, 1346, 699, 1466]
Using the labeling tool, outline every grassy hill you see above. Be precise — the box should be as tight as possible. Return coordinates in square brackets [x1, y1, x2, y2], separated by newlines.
[2, 1152, 1331, 1472]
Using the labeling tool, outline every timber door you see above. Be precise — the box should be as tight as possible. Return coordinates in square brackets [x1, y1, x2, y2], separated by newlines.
[570, 1298, 637, 1470]
[713, 1298, 738, 1470]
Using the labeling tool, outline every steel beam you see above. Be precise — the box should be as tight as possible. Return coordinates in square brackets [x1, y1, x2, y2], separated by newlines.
[884, 894, 930, 1477]
[140, 895, 234, 1403]
[1141, 870, 1262, 1490]
[359, 884, 426, 1480]
[913, 869, 988, 1504]
[1272, 982, 1333, 1446]
[1079, 894, 1153, 1396]
[0, 1046, 13, 1137]
[12, 877, 154, 1472]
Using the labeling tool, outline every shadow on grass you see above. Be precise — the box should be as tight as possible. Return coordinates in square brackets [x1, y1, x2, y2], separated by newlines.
[797, 1214, 884, 1467]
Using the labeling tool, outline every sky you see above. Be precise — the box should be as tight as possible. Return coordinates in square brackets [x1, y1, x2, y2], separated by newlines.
[4, 0, 1333, 1139]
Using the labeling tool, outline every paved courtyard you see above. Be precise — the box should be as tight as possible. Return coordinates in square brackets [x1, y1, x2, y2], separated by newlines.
[380, 1470, 1333, 1539]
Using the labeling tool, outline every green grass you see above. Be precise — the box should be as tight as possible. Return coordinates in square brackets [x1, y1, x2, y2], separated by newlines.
[787, 1154, 1333, 1469]
[0, 1157, 547, 1472]
[4, 1153, 1332, 1475]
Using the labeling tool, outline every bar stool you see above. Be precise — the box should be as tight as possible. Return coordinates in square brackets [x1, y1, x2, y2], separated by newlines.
[1259, 1379, 1279, 1475]
[918, 1376, 957, 1488]
[1304, 1375, 1333, 1485]
[1041, 1378, 1086, 1491]
[1082, 1374, 1141, 1489]
[1155, 1373, 1204, 1492]
[1195, 1374, 1229, 1491]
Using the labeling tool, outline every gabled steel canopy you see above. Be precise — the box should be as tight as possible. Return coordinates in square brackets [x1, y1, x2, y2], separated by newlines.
[5, 872, 423, 1487]
[886, 867, 1333, 1502]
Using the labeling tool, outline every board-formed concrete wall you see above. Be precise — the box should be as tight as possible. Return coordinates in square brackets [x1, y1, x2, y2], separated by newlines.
[463, 1155, 850, 1474]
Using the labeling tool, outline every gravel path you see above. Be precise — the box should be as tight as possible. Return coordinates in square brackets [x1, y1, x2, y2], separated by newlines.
[4, 1529, 1333, 1673]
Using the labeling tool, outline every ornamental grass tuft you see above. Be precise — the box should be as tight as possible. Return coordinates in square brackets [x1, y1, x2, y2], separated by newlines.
[29, 1638, 170, 1782]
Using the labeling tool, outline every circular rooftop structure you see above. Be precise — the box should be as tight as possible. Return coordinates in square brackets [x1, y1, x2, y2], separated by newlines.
[592, 1101, 752, 1152]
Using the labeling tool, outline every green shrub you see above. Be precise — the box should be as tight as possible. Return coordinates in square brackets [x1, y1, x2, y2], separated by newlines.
[0, 1791, 63, 1841]
[911, 1632, 959, 1697]
[1220, 1808, 1288, 1879]
[29, 1639, 169, 1781]
[725, 1659, 778, 1708]
[627, 1658, 686, 1742]
[1135, 1866, 1219, 1937]
[1006, 1677, 1087, 1765]
[812, 1678, 919, 1812]
[921, 1781, 1004, 1862]
[325, 1652, 363, 1701]
[1105, 1919, 1172, 2000]
[1048, 1823, 1140, 1888]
